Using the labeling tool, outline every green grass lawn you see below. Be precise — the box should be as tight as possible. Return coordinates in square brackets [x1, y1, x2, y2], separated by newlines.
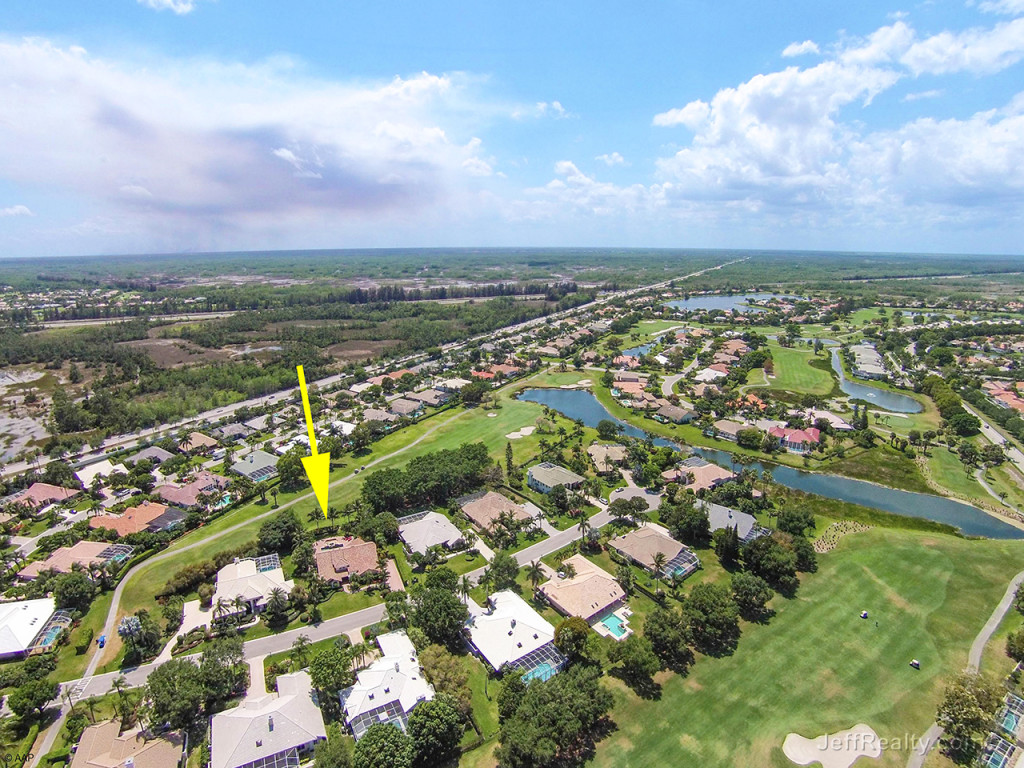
[53, 590, 115, 682]
[590, 529, 1024, 768]
[925, 446, 990, 507]
[827, 444, 934, 495]
[761, 343, 835, 396]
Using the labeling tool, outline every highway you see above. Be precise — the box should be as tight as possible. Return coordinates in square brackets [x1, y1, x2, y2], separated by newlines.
[1, 257, 743, 482]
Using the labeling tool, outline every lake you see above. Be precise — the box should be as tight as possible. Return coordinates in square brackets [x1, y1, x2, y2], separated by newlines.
[518, 388, 677, 448]
[664, 292, 778, 313]
[517, 387, 1023, 539]
[622, 341, 657, 357]
[830, 348, 922, 413]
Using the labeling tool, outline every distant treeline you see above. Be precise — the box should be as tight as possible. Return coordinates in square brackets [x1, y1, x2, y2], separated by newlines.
[3, 280, 583, 323]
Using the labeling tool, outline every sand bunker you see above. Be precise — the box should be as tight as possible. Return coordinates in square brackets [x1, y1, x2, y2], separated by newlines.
[506, 426, 536, 440]
[577, 379, 592, 386]
[783, 724, 881, 768]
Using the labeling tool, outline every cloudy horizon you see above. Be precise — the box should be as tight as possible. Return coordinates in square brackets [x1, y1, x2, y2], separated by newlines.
[1, 1, 1022, 257]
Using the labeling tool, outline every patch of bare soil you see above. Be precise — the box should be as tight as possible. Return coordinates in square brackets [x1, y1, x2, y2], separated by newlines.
[119, 338, 231, 368]
[326, 339, 401, 362]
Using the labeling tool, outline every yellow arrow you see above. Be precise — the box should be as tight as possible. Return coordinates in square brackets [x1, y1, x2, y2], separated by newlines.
[296, 365, 329, 517]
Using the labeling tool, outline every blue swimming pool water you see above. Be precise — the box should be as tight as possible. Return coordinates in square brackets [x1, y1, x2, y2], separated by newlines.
[600, 613, 628, 638]
[1003, 711, 1018, 734]
[522, 662, 556, 682]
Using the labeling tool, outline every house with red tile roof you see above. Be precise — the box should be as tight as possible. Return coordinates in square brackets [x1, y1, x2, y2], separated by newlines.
[88, 501, 186, 537]
[313, 536, 379, 585]
[4, 483, 80, 511]
[768, 426, 821, 453]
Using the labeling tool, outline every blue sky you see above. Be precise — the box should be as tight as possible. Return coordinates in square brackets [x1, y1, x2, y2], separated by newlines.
[1, 0, 1023, 257]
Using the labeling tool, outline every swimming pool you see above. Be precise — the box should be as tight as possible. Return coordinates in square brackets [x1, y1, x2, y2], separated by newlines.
[521, 662, 556, 682]
[599, 612, 628, 639]
[1003, 711, 1018, 734]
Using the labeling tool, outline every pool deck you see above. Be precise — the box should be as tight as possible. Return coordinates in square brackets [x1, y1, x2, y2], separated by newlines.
[592, 605, 634, 642]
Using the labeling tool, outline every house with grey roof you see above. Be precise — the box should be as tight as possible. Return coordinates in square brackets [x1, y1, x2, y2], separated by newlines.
[527, 463, 585, 494]
[388, 398, 423, 418]
[398, 511, 465, 556]
[230, 450, 279, 483]
[210, 671, 325, 768]
[216, 423, 255, 442]
[704, 502, 770, 544]
[132, 446, 174, 465]
[361, 408, 399, 424]
[656, 404, 694, 424]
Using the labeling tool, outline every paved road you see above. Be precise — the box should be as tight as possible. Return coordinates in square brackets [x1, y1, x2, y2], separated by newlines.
[963, 402, 1024, 476]
[2, 258, 744, 483]
[905, 569, 1024, 768]
[30, 604, 387, 768]
[465, 498, 613, 584]
[83, 406, 469, 680]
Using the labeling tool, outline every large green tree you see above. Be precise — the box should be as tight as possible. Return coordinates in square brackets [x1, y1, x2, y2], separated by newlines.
[936, 672, 1002, 761]
[411, 588, 468, 648]
[407, 695, 463, 767]
[353, 723, 413, 768]
[731, 572, 774, 621]
[496, 665, 613, 768]
[643, 605, 693, 672]
[146, 659, 206, 729]
[682, 582, 741, 657]
[7, 678, 59, 719]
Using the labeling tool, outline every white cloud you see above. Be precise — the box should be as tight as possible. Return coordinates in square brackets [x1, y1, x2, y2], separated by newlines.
[655, 61, 900, 207]
[975, 0, 1024, 16]
[840, 22, 916, 65]
[536, 100, 572, 119]
[901, 17, 1024, 74]
[0, 38, 499, 251]
[0, 204, 33, 217]
[903, 88, 943, 101]
[462, 157, 493, 176]
[595, 152, 626, 166]
[137, 0, 200, 14]
[782, 40, 820, 57]
[652, 100, 710, 129]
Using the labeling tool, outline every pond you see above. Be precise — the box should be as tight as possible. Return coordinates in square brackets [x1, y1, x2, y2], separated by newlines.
[830, 348, 922, 413]
[517, 388, 677, 448]
[621, 341, 657, 358]
[694, 447, 1024, 540]
[664, 292, 778, 313]
[517, 387, 1024, 539]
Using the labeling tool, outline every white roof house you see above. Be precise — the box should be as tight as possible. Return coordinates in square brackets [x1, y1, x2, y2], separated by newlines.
[212, 558, 294, 615]
[0, 598, 57, 659]
[341, 631, 434, 739]
[75, 460, 126, 488]
[330, 421, 357, 437]
[210, 671, 326, 768]
[465, 591, 561, 676]
[398, 512, 465, 556]
[694, 367, 728, 382]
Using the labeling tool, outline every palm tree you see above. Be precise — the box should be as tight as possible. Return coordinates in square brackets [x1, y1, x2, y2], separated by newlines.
[178, 432, 194, 454]
[526, 560, 544, 591]
[577, 516, 592, 546]
[266, 588, 289, 625]
[213, 597, 233, 624]
[651, 551, 668, 593]
[291, 634, 312, 669]
[478, 568, 493, 593]
[110, 675, 128, 724]
[460, 575, 472, 601]
[271, 487, 279, 507]
[232, 595, 248, 618]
